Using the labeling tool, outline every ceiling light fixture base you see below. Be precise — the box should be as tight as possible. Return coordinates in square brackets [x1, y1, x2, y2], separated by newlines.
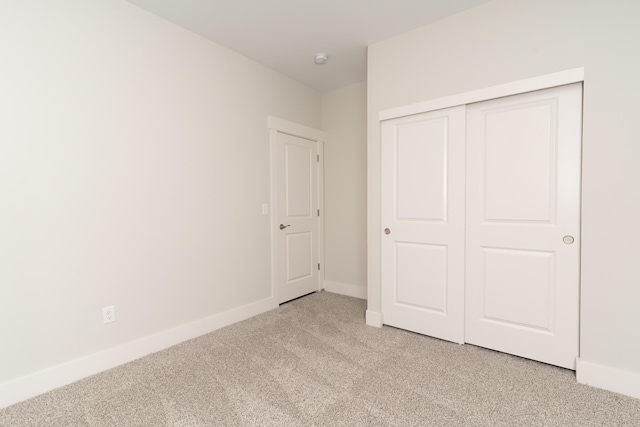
[314, 53, 328, 65]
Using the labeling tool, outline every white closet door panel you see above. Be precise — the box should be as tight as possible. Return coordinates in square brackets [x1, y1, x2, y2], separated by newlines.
[395, 118, 448, 221]
[465, 83, 582, 369]
[481, 248, 555, 330]
[395, 242, 447, 311]
[382, 106, 466, 344]
[483, 103, 555, 222]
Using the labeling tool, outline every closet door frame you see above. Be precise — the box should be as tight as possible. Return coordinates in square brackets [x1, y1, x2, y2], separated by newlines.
[370, 68, 585, 340]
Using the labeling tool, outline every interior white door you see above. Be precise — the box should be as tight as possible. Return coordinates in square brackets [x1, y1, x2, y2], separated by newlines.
[381, 106, 466, 343]
[278, 132, 319, 304]
[465, 83, 582, 369]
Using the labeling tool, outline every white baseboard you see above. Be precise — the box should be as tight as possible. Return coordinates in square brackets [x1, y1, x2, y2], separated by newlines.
[576, 358, 640, 399]
[366, 310, 383, 328]
[0, 296, 277, 410]
[323, 280, 366, 299]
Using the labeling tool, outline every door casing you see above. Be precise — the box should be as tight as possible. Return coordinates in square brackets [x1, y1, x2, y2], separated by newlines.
[372, 68, 585, 369]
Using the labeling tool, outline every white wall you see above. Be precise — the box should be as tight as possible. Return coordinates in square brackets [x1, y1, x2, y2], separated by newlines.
[322, 82, 367, 299]
[367, 0, 640, 397]
[0, 0, 321, 405]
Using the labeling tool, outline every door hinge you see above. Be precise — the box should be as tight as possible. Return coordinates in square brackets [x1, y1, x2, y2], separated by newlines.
[317, 154, 320, 162]
[318, 263, 320, 270]
[317, 209, 320, 217]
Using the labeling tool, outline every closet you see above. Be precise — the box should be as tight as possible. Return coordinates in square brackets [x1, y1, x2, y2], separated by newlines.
[381, 83, 582, 369]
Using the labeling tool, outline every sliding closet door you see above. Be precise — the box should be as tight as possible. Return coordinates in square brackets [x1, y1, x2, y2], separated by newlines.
[465, 83, 582, 369]
[381, 106, 465, 344]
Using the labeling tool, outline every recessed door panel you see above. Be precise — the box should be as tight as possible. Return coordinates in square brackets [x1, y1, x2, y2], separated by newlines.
[483, 101, 557, 223]
[396, 118, 448, 221]
[286, 232, 312, 282]
[395, 242, 447, 313]
[285, 144, 312, 218]
[481, 247, 554, 331]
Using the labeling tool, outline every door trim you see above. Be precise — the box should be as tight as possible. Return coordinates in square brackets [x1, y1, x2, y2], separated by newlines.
[379, 67, 584, 121]
[268, 116, 324, 303]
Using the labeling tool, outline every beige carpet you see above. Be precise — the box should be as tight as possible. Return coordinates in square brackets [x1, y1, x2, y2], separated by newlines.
[2, 291, 639, 426]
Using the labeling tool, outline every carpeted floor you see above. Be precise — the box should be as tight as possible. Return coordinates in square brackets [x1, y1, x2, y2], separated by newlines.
[1, 291, 639, 426]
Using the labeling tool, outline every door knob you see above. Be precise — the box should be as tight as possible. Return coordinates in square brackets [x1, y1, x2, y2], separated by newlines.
[280, 224, 290, 230]
[563, 235, 575, 244]
[384, 228, 390, 235]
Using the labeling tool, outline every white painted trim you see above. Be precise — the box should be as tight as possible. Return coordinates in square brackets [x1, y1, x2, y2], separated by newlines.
[267, 116, 324, 142]
[317, 141, 325, 292]
[267, 117, 325, 303]
[366, 310, 383, 328]
[324, 280, 366, 299]
[379, 68, 585, 121]
[0, 296, 277, 410]
[269, 128, 280, 303]
[576, 358, 640, 399]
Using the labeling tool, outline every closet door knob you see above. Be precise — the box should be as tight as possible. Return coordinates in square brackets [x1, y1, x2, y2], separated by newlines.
[280, 224, 290, 230]
[563, 235, 575, 244]
[384, 228, 391, 235]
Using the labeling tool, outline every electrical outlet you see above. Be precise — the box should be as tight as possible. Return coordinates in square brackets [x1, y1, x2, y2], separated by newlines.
[103, 305, 115, 324]
[261, 203, 269, 215]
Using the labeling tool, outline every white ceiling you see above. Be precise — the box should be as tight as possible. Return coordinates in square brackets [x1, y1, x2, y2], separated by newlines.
[126, 0, 490, 92]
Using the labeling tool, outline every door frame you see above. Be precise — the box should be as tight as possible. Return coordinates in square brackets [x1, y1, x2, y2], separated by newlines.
[369, 67, 585, 328]
[268, 116, 325, 304]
